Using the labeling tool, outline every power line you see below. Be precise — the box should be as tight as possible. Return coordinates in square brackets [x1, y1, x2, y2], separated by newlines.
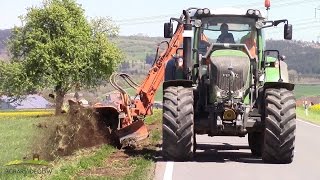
[115, 0, 317, 24]
[116, 14, 176, 23]
[114, 0, 273, 23]
[118, 19, 167, 26]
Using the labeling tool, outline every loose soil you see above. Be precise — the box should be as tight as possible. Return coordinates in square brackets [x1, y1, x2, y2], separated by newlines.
[33, 100, 112, 161]
[32, 100, 161, 162]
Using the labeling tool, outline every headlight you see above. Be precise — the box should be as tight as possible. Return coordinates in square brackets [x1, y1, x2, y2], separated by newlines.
[197, 9, 204, 15]
[255, 21, 264, 29]
[177, 58, 183, 67]
[203, 8, 210, 15]
[246, 9, 261, 17]
[247, 9, 254, 15]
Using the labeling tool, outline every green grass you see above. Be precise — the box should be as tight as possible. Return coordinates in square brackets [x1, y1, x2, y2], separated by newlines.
[145, 110, 162, 125]
[123, 157, 154, 180]
[296, 107, 320, 125]
[0, 116, 48, 180]
[294, 84, 320, 99]
[48, 145, 116, 180]
[0, 117, 48, 165]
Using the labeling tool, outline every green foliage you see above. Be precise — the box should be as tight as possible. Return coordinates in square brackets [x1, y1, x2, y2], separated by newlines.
[9, 0, 122, 91]
[6, 0, 123, 113]
[9, 0, 121, 91]
[0, 61, 33, 97]
[90, 17, 119, 37]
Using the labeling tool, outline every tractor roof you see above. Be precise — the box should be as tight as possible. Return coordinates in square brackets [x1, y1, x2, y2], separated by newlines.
[188, 7, 266, 19]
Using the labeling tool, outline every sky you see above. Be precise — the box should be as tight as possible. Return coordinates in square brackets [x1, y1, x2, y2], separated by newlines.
[1, 0, 320, 42]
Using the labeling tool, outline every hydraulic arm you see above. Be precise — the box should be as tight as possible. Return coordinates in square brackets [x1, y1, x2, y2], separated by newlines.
[93, 22, 185, 146]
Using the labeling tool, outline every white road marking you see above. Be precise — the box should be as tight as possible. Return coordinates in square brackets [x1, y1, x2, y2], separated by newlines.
[163, 161, 174, 180]
[297, 119, 320, 128]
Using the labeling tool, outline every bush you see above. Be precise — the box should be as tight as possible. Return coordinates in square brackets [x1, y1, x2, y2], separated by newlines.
[309, 104, 320, 113]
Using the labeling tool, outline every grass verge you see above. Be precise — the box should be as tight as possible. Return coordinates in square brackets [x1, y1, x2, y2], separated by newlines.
[45, 145, 116, 180]
[38, 109, 162, 180]
[296, 107, 320, 125]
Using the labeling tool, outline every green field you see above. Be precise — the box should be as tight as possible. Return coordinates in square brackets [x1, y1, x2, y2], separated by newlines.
[0, 116, 49, 179]
[294, 84, 320, 99]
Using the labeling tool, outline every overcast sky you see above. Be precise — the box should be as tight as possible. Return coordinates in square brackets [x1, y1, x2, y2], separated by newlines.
[1, 0, 320, 41]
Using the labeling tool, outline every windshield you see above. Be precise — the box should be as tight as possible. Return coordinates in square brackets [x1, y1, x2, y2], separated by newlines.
[197, 16, 257, 56]
[200, 16, 256, 43]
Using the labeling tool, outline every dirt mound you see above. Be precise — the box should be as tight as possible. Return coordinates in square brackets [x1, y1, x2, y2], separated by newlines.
[33, 100, 112, 160]
[53, 100, 111, 156]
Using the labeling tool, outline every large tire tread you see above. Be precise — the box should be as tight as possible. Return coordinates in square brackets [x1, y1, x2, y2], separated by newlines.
[262, 88, 296, 164]
[162, 86, 194, 161]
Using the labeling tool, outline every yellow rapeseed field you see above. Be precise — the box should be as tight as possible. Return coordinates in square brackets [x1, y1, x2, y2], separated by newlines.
[0, 110, 54, 117]
[309, 104, 320, 113]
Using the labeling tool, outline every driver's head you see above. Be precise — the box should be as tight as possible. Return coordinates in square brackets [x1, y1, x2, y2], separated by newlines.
[220, 23, 229, 34]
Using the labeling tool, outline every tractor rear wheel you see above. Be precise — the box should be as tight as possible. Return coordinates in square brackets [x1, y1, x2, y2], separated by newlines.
[248, 132, 263, 157]
[162, 86, 194, 161]
[262, 88, 296, 163]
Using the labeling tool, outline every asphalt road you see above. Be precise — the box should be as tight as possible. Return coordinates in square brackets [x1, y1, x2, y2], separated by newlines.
[155, 119, 320, 180]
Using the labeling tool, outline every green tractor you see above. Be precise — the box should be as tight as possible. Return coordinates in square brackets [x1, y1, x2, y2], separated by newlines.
[162, 7, 296, 163]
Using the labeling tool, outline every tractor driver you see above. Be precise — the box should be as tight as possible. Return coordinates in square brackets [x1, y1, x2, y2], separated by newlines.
[216, 23, 235, 43]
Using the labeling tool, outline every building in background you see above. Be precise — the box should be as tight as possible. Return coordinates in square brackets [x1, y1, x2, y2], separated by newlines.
[0, 94, 52, 110]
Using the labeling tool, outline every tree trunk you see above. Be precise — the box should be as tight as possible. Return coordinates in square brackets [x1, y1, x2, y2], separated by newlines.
[55, 89, 66, 115]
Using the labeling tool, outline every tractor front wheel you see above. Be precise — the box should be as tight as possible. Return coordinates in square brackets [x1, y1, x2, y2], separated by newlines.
[162, 86, 194, 161]
[262, 88, 296, 163]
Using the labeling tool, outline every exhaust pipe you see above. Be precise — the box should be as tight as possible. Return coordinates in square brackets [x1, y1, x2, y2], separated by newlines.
[182, 10, 192, 79]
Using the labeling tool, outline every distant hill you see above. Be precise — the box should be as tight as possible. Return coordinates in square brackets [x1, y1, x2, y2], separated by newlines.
[1, 29, 320, 74]
[266, 40, 320, 74]
[112, 35, 165, 63]
[0, 29, 10, 60]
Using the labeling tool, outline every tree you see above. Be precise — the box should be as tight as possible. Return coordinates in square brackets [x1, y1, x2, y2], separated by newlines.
[8, 0, 123, 114]
[0, 61, 34, 98]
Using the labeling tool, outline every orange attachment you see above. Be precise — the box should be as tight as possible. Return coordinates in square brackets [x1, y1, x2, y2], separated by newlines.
[115, 120, 149, 146]
[93, 22, 185, 147]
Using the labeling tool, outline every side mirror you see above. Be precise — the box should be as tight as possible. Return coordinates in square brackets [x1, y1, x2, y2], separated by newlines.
[284, 24, 292, 40]
[164, 22, 173, 38]
[279, 55, 286, 61]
